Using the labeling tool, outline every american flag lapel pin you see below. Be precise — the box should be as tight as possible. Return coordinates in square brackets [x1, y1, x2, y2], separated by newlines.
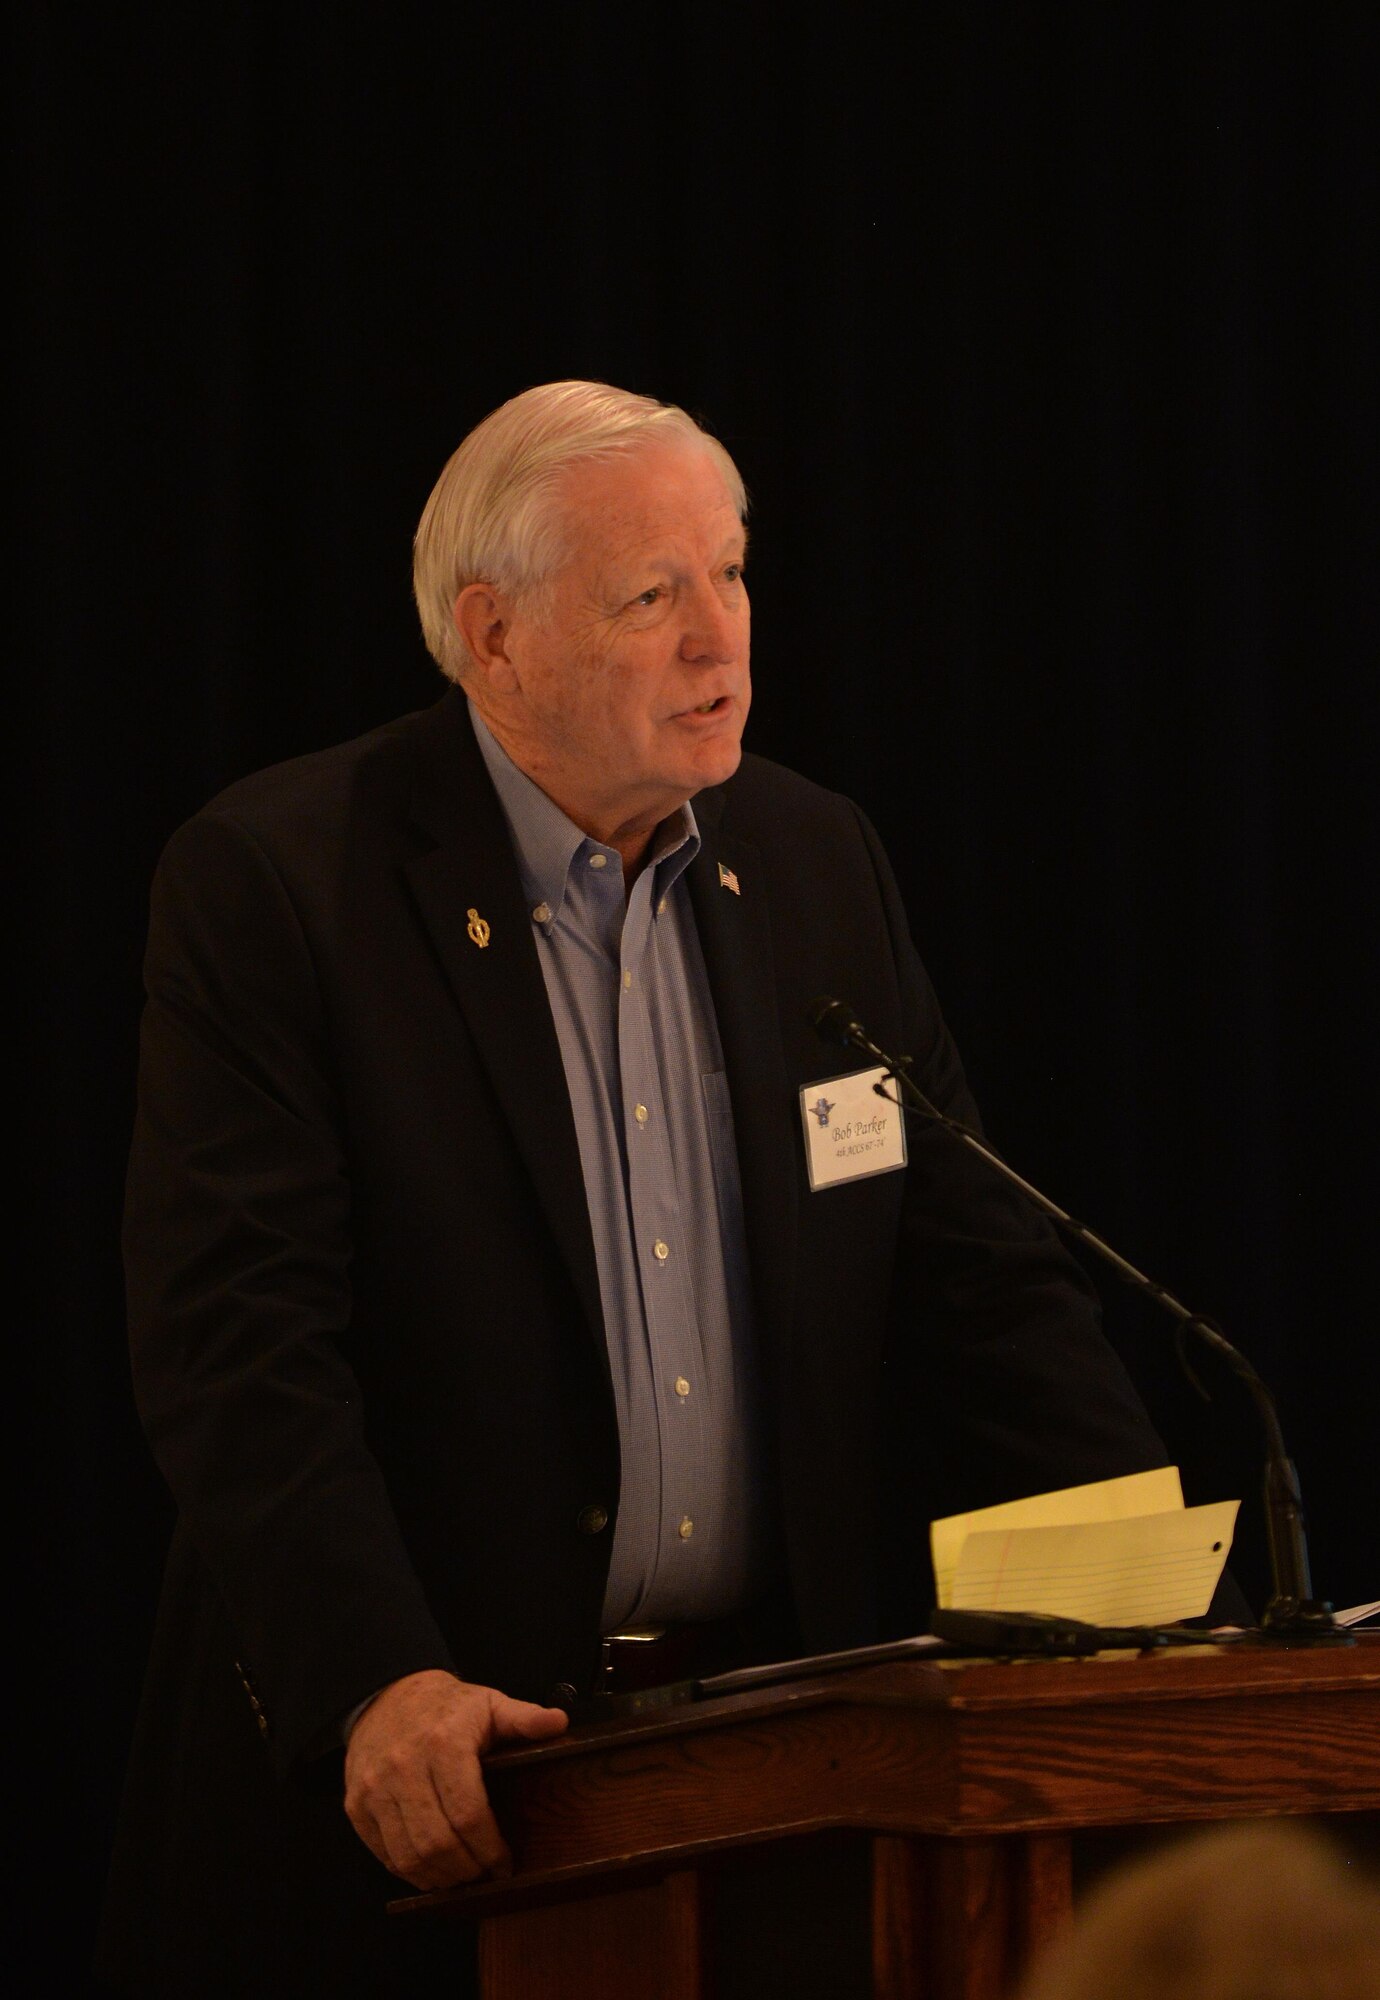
[717, 861, 741, 895]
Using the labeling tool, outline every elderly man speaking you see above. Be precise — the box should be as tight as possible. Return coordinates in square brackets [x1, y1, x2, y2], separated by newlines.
[101, 382, 1169, 1995]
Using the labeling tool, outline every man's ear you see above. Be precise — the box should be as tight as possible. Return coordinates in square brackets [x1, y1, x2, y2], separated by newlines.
[454, 583, 520, 694]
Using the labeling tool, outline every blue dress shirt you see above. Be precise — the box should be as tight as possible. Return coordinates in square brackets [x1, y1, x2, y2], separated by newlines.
[471, 704, 770, 1630]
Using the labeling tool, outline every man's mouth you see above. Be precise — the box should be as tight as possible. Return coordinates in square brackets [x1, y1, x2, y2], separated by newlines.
[684, 696, 730, 716]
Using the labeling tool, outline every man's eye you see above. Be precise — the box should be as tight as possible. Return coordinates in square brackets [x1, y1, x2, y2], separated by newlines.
[723, 564, 745, 583]
[633, 587, 661, 607]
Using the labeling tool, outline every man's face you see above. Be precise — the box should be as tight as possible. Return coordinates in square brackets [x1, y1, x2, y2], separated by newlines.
[483, 439, 751, 844]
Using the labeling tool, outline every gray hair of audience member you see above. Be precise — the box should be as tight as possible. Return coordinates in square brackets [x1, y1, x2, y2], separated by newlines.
[412, 379, 748, 683]
[1018, 1821, 1380, 2000]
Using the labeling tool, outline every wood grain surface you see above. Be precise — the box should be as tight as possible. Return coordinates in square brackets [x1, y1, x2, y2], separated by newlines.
[478, 1869, 701, 2000]
[395, 1641, 1379, 1920]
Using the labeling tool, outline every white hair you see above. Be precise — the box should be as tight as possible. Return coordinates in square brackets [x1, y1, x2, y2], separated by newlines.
[412, 380, 748, 681]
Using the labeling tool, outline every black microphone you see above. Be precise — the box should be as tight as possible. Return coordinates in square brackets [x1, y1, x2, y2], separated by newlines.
[808, 995, 870, 1050]
[808, 995, 1345, 1646]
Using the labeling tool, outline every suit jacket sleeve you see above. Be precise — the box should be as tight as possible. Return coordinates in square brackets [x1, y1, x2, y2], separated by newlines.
[849, 803, 1175, 1518]
[125, 807, 454, 1773]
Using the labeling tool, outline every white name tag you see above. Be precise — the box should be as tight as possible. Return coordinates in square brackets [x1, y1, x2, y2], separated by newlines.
[799, 1066, 908, 1191]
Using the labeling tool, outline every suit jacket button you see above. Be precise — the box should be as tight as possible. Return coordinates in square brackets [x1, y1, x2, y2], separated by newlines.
[576, 1504, 610, 1534]
[549, 1682, 579, 1707]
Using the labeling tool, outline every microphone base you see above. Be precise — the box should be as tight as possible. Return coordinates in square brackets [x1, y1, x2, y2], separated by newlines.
[1237, 1599, 1355, 1647]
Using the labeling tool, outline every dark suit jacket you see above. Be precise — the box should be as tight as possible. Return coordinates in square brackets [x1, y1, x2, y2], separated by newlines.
[101, 689, 1168, 1993]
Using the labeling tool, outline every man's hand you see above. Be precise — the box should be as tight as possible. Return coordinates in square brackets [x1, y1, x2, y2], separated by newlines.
[343, 1668, 569, 1889]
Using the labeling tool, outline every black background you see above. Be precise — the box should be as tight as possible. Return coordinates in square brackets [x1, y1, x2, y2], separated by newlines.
[18, 5, 1378, 1986]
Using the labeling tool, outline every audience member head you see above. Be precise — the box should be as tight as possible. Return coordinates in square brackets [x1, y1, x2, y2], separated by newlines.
[1019, 1822, 1380, 2000]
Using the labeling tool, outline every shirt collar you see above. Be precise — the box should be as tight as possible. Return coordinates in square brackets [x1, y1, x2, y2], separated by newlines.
[468, 699, 701, 923]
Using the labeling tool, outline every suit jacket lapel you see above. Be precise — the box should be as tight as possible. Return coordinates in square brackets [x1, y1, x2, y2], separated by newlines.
[400, 693, 608, 1383]
[688, 787, 800, 1373]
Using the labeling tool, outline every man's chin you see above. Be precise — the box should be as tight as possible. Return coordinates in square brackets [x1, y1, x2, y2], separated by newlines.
[684, 735, 744, 796]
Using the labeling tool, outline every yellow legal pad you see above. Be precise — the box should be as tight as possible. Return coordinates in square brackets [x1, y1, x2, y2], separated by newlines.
[930, 1468, 1239, 1626]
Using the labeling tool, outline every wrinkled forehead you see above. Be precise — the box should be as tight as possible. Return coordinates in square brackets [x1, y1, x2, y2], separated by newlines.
[551, 440, 745, 577]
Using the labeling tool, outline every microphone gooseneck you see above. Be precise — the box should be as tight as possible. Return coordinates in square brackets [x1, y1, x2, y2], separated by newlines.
[808, 996, 1345, 1645]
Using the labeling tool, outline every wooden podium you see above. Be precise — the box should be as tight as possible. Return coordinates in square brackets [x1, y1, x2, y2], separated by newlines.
[395, 1638, 1380, 1999]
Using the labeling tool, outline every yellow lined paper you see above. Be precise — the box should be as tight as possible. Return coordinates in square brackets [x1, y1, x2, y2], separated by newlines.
[931, 1469, 1238, 1625]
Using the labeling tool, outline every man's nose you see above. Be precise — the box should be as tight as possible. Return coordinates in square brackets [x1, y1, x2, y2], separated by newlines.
[679, 577, 745, 664]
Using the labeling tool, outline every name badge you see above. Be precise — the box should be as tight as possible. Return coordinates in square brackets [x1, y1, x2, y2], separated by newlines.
[799, 1066, 908, 1191]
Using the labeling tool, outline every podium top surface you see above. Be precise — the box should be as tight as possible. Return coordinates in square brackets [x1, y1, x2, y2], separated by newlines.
[485, 1634, 1380, 1772]
[394, 1638, 1379, 1922]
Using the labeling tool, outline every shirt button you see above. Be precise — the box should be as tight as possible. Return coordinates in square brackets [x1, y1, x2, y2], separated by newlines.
[589, 852, 608, 869]
[678, 1517, 694, 1539]
[622, 969, 632, 990]
[653, 1240, 669, 1262]
[634, 1103, 649, 1125]
[576, 1505, 610, 1535]
[674, 1376, 690, 1397]
[532, 903, 551, 924]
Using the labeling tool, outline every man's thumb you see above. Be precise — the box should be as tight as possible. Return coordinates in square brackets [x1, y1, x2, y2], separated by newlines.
[489, 1692, 571, 1741]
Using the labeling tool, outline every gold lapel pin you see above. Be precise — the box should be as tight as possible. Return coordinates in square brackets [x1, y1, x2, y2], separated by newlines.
[718, 861, 741, 895]
[466, 907, 491, 949]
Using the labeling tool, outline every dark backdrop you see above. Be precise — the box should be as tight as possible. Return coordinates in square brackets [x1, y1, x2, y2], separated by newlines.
[18, 6, 1377, 1987]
